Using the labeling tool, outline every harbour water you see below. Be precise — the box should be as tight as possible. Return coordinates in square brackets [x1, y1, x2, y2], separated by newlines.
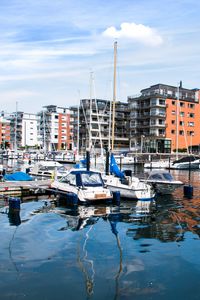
[1, 167, 200, 299]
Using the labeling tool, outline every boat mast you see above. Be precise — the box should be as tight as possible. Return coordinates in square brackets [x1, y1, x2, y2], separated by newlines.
[89, 71, 93, 150]
[108, 81, 112, 151]
[111, 41, 117, 152]
[176, 84, 179, 160]
[77, 103, 80, 157]
[14, 101, 18, 151]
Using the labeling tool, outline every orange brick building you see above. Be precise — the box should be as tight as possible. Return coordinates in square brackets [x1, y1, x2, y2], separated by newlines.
[58, 112, 72, 150]
[165, 90, 200, 151]
[128, 83, 200, 153]
[0, 116, 10, 148]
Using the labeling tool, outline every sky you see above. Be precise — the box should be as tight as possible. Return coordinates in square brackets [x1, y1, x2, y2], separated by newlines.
[0, 0, 200, 114]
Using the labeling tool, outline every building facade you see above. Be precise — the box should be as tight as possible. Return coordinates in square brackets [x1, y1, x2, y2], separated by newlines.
[9, 112, 38, 149]
[0, 116, 10, 149]
[71, 98, 130, 154]
[128, 83, 200, 153]
[37, 105, 72, 152]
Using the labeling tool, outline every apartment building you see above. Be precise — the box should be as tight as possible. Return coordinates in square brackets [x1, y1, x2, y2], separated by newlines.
[0, 116, 10, 149]
[37, 105, 72, 151]
[71, 98, 130, 154]
[128, 83, 200, 153]
[9, 112, 38, 149]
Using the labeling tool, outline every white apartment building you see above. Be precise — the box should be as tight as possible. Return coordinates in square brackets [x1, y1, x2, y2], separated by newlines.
[37, 105, 72, 151]
[9, 112, 39, 149]
[21, 113, 38, 147]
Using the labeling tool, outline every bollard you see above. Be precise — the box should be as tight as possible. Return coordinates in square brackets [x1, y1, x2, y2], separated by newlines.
[183, 185, 193, 198]
[8, 197, 21, 226]
[112, 191, 120, 205]
[66, 193, 78, 205]
[9, 197, 21, 212]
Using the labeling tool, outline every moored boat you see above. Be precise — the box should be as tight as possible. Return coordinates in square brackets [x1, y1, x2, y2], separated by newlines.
[50, 169, 116, 204]
[29, 161, 68, 178]
[143, 170, 183, 194]
[103, 154, 155, 201]
[170, 155, 200, 170]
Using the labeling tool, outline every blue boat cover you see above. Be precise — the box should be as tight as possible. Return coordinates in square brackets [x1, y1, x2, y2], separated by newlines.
[4, 172, 33, 181]
[80, 158, 87, 165]
[110, 154, 125, 179]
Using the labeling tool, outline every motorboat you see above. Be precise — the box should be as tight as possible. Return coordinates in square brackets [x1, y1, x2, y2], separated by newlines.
[50, 169, 114, 204]
[103, 154, 155, 201]
[29, 161, 68, 178]
[143, 170, 183, 194]
[46, 151, 75, 164]
[170, 155, 200, 170]
[144, 159, 171, 169]
[114, 154, 136, 165]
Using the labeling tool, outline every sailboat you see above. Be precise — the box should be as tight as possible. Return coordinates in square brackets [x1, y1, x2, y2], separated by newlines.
[102, 42, 155, 201]
[104, 154, 155, 200]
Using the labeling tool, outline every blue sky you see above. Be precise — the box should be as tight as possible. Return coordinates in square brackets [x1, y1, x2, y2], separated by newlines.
[0, 0, 200, 113]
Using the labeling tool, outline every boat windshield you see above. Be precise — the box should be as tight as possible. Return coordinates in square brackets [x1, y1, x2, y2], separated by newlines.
[149, 172, 173, 181]
[162, 173, 174, 181]
[81, 173, 103, 187]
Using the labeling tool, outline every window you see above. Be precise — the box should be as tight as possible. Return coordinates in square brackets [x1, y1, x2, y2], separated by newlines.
[172, 101, 176, 105]
[179, 121, 184, 126]
[171, 120, 175, 125]
[171, 130, 175, 134]
[179, 130, 184, 135]
[188, 122, 194, 127]
[172, 110, 176, 115]
[61, 173, 76, 185]
[188, 103, 195, 109]
[180, 102, 185, 107]
[188, 113, 194, 118]
[180, 112, 185, 117]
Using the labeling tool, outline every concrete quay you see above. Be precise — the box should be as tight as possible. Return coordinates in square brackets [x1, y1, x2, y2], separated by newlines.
[0, 179, 51, 197]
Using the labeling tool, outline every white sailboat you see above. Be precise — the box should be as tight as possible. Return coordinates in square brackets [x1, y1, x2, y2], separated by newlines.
[104, 154, 155, 200]
[104, 42, 155, 200]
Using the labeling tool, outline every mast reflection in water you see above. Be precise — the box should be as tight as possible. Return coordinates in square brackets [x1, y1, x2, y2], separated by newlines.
[1, 171, 200, 300]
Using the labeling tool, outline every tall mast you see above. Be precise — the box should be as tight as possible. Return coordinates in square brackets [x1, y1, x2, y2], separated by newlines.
[76, 90, 80, 157]
[111, 41, 117, 152]
[14, 101, 18, 151]
[108, 81, 112, 151]
[176, 84, 179, 160]
[89, 71, 93, 150]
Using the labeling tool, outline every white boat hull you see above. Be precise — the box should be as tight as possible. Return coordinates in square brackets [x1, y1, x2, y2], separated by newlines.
[104, 175, 155, 200]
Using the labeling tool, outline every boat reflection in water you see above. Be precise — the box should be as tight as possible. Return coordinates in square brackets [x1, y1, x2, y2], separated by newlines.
[1, 180, 200, 299]
[54, 198, 156, 298]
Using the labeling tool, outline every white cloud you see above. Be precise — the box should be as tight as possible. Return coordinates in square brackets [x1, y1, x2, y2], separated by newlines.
[102, 22, 163, 46]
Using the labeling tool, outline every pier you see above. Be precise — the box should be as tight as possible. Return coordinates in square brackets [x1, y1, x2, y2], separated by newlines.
[0, 179, 51, 197]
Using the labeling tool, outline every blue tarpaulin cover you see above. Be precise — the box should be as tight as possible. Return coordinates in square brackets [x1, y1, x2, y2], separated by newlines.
[4, 172, 33, 181]
[110, 154, 125, 179]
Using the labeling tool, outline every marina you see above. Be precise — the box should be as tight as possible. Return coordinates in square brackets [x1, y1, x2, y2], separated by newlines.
[0, 154, 200, 299]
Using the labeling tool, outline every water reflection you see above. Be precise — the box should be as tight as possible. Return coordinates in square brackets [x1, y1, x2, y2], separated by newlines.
[1, 182, 200, 299]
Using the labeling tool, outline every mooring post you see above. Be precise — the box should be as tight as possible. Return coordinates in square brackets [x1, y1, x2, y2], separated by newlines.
[105, 150, 110, 175]
[86, 151, 90, 171]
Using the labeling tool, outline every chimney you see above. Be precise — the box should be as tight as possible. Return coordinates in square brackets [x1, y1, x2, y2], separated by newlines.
[179, 81, 182, 88]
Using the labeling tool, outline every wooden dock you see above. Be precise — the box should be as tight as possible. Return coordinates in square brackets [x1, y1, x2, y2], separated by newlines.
[0, 179, 51, 197]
